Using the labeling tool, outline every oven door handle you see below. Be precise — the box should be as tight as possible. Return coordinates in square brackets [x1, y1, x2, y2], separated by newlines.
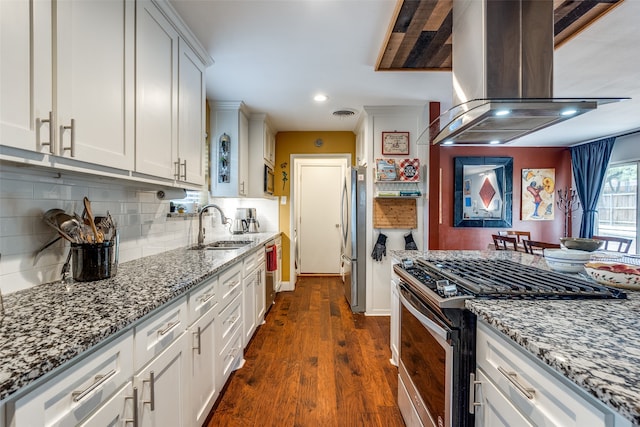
[399, 287, 451, 341]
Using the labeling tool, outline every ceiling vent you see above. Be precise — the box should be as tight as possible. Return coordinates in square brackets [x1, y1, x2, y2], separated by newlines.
[332, 108, 357, 118]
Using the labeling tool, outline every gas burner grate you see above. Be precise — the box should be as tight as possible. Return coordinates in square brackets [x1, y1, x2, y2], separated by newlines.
[418, 258, 627, 299]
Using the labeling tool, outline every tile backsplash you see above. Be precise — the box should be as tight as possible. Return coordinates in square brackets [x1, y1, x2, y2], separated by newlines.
[0, 163, 278, 294]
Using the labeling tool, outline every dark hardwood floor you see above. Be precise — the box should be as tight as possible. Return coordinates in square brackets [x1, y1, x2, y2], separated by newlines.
[206, 276, 405, 427]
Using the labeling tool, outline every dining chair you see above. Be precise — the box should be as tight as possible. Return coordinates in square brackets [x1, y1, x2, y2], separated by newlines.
[523, 239, 561, 256]
[492, 234, 519, 251]
[591, 235, 633, 253]
[498, 230, 531, 244]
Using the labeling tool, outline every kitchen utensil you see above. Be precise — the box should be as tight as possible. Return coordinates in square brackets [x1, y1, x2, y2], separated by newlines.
[544, 249, 592, 273]
[247, 218, 259, 233]
[59, 217, 82, 242]
[231, 218, 248, 234]
[560, 237, 603, 252]
[43, 209, 75, 242]
[83, 197, 103, 243]
[71, 241, 113, 281]
[584, 262, 640, 290]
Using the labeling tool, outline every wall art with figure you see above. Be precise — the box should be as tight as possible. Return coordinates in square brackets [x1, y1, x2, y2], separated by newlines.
[522, 168, 555, 221]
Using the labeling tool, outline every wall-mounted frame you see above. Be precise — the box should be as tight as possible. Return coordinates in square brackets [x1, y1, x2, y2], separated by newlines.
[522, 168, 555, 220]
[382, 131, 410, 155]
[454, 156, 513, 228]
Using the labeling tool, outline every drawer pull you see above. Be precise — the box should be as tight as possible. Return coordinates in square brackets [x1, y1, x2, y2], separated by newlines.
[498, 366, 535, 399]
[124, 386, 138, 426]
[468, 372, 482, 414]
[224, 314, 240, 325]
[227, 280, 240, 288]
[71, 368, 116, 402]
[193, 326, 201, 355]
[198, 292, 216, 304]
[157, 320, 179, 337]
[143, 371, 155, 411]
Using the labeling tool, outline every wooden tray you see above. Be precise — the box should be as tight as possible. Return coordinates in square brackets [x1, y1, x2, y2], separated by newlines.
[373, 198, 417, 229]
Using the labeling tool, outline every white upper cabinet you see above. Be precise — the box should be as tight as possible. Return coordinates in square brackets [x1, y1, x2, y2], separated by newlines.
[55, 0, 135, 170]
[135, 1, 208, 187]
[0, 0, 52, 153]
[177, 39, 207, 186]
[135, 0, 179, 180]
[0, 0, 135, 170]
[1, 0, 211, 187]
[247, 113, 277, 197]
[211, 101, 249, 197]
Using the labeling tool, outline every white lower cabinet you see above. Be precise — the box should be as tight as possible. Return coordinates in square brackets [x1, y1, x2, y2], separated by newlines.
[5, 331, 133, 427]
[77, 382, 136, 426]
[216, 294, 243, 390]
[474, 369, 533, 427]
[134, 332, 188, 427]
[475, 321, 624, 427]
[390, 278, 399, 366]
[243, 266, 257, 346]
[3, 247, 280, 426]
[255, 262, 266, 322]
[189, 305, 218, 426]
[243, 248, 266, 347]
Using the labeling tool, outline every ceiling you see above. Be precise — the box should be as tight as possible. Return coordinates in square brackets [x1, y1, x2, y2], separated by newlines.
[169, 0, 640, 147]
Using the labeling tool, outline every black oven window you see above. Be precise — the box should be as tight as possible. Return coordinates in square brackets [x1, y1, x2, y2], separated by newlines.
[400, 304, 447, 424]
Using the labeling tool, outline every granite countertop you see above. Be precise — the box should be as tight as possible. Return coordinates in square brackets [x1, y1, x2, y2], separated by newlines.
[392, 249, 640, 426]
[0, 232, 280, 402]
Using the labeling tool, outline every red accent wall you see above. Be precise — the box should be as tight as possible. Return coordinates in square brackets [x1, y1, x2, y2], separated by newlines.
[429, 145, 572, 250]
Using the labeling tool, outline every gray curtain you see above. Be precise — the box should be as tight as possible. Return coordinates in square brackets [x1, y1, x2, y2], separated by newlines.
[570, 137, 616, 238]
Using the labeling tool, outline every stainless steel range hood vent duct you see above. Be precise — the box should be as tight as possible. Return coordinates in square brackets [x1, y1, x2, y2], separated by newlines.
[428, 0, 626, 145]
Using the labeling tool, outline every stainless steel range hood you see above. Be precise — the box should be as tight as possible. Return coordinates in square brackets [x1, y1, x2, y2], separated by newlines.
[429, 0, 626, 145]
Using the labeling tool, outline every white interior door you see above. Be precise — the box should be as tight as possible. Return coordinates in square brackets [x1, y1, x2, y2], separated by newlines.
[297, 159, 346, 274]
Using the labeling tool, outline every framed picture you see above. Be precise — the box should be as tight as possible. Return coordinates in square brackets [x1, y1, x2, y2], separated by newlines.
[382, 131, 410, 155]
[522, 168, 555, 221]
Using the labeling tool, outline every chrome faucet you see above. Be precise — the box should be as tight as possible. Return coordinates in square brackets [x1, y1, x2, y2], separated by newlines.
[198, 204, 231, 246]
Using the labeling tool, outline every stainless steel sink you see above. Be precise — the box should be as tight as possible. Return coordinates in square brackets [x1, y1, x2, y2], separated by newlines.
[191, 240, 253, 250]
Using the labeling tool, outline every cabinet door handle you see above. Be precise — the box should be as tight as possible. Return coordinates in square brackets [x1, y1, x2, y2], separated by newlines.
[227, 280, 240, 288]
[71, 368, 116, 402]
[157, 320, 179, 337]
[198, 292, 215, 304]
[142, 371, 155, 411]
[61, 118, 75, 157]
[181, 159, 187, 180]
[193, 326, 201, 355]
[498, 366, 535, 399]
[174, 158, 181, 180]
[38, 111, 54, 153]
[125, 386, 138, 426]
[468, 372, 482, 414]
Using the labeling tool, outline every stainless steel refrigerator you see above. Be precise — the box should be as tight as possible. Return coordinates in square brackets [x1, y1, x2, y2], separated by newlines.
[340, 166, 367, 312]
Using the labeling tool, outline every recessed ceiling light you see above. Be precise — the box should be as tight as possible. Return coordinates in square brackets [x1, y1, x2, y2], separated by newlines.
[495, 109, 510, 116]
[443, 140, 454, 145]
[561, 108, 578, 116]
[314, 94, 328, 102]
[489, 140, 501, 145]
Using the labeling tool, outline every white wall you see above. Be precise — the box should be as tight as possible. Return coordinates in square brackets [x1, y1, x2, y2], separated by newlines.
[361, 105, 429, 316]
[0, 162, 278, 294]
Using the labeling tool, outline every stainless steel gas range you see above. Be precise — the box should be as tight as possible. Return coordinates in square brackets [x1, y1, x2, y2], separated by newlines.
[393, 257, 626, 427]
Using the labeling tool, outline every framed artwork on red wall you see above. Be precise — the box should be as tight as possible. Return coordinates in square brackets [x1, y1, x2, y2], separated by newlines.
[382, 131, 409, 155]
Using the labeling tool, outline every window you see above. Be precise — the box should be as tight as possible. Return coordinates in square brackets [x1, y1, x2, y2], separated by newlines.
[596, 162, 638, 254]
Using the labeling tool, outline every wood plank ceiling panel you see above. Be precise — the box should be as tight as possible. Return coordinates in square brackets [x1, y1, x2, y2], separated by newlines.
[376, 0, 624, 71]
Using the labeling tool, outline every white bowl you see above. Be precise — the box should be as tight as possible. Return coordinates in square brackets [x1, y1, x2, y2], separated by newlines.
[584, 262, 640, 290]
[544, 249, 591, 273]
